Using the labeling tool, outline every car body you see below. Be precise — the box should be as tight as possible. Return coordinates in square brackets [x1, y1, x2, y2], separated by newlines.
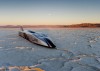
[19, 29, 56, 48]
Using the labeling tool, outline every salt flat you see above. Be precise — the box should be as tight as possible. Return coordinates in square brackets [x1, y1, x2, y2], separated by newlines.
[0, 28, 100, 71]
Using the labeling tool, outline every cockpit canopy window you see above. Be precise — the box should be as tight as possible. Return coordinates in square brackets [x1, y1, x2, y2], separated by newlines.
[34, 32, 48, 37]
[28, 30, 48, 37]
[28, 30, 35, 33]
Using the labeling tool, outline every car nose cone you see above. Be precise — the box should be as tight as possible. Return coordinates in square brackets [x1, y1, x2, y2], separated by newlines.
[44, 38, 56, 48]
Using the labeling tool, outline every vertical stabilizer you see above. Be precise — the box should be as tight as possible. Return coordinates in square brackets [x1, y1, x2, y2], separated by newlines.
[20, 26, 24, 31]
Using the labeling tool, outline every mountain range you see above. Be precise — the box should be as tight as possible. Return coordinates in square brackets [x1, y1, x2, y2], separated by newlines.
[0, 23, 100, 28]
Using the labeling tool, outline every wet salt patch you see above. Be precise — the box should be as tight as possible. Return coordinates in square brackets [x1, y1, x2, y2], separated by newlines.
[15, 47, 32, 50]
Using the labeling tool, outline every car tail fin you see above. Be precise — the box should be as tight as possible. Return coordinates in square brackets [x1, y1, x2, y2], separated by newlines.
[20, 26, 24, 31]
[44, 38, 56, 48]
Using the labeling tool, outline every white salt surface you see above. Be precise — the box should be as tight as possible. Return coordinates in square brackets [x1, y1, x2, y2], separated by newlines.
[0, 28, 100, 71]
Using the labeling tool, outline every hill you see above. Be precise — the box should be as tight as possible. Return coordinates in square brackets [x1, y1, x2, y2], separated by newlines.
[0, 23, 100, 28]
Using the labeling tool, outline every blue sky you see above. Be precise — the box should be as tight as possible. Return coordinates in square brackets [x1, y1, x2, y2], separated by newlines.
[0, 0, 100, 25]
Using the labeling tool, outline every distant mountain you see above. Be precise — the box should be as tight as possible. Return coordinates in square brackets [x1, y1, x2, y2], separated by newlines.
[67, 23, 100, 28]
[0, 23, 100, 28]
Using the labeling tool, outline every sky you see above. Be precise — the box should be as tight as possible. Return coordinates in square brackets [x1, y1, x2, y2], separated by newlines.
[0, 0, 100, 25]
